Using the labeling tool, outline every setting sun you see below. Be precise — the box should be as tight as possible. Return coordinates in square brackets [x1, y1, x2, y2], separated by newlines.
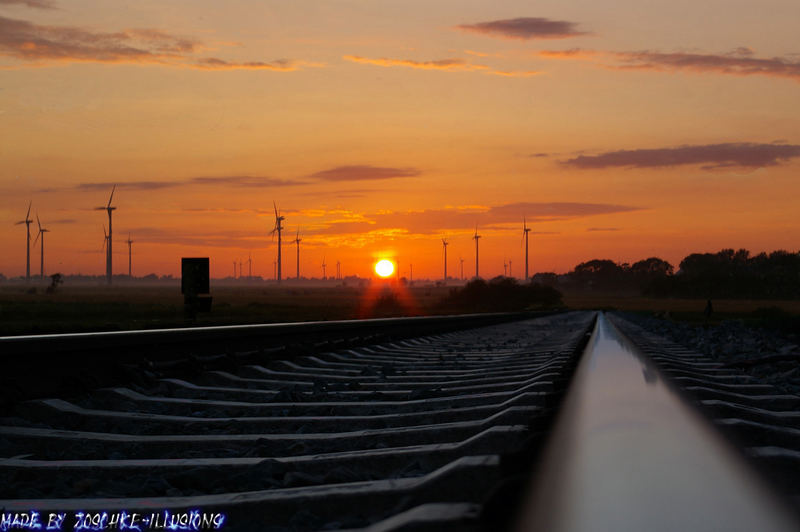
[375, 259, 394, 278]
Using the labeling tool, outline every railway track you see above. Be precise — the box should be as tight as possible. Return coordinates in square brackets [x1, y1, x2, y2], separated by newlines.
[1, 310, 798, 531]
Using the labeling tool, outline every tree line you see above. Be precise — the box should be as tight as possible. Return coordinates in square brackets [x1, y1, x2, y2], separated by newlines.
[535, 249, 800, 299]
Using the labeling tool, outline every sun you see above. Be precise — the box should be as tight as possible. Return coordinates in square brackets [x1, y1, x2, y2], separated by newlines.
[374, 259, 394, 278]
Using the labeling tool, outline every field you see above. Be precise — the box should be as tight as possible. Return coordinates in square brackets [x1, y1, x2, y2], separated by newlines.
[1, 282, 798, 336]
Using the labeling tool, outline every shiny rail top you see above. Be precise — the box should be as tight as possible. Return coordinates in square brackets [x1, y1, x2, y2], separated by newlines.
[517, 313, 798, 532]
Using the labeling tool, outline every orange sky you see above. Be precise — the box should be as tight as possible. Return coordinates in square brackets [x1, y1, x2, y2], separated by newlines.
[1, 0, 799, 279]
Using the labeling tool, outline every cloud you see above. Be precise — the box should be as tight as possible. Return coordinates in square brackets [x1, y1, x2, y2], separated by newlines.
[344, 55, 488, 72]
[307, 202, 640, 239]
[0, 0, 55, 8]
[193, 57, 321, 71]
[0, 15, 312, 70]
[456, 17, 588, 40]
[309, 165, 421, 182]
[344, 54, 541, 77]
[611, 50, 800, 81]
[563, 142, 800, 170]
[124, 227, 268, 249]
[69, 176, 306, 192]
[489, 69, 541, 77]
[586, 227, 620, 232]
[539, 48, 598, 59]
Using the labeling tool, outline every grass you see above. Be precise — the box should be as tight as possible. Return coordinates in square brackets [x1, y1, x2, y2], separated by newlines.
[1, 283, 798, 336]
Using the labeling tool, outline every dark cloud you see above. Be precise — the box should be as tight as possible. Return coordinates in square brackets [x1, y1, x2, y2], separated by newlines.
[71, 176, 305, 192]
[194, 57, 300, 71]
[309, 165, 421, 182]
[0, 15, 311, 70]
[0, 15, 198, 63]
[563, 142, 800, 170]
[587, 227, 620, 232]
[529, 153, 549, 158]
[456, 17, 588, 40]
[612, 50, 800, 81]
[0, 0, 55, 8]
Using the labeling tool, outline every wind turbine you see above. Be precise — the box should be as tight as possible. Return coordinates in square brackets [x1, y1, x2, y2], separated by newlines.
[322, 256, 327, 280]
[247, 254, 252, 278]
[233, 261, 237, 279]
[292, 227, 302, 279]
[14, 201, 33, 282]
[459, 257, 464, 280]
[95, 185, 117, 285]
[101, 225, 109, 273]
[509, 260, 512, 278]
[441, 238, 449, 281]
[126, 233, 133, 277]
[523, 217, 531, 280]
[33, 214, 50, 279]
[336, 260, 341, 280]
[504, 258, 508, 277]
[270, 201, 285, 282]
[473, 226, 481, 278]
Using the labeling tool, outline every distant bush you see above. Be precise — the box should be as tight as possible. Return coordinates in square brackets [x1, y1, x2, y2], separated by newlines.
[438, 277, 563, 313]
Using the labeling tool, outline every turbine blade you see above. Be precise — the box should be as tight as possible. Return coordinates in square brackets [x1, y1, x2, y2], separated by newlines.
[33, 231, 40, 246]
[108, 185, 116, 207]
[26, 201, 32, 219]
[37, 214, 41, 231]
[273, 200, 278, 219]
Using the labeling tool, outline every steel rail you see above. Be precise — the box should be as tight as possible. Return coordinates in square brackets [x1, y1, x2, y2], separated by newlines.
[0, 311, 548, 405]
[0, 311, 534, 357]
[516, 312, 799, 532]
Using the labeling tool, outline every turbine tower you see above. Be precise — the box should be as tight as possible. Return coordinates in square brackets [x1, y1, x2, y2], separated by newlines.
[292, 227, 302, 280]
[322, 256, 327, 280]
[34, 214, 50, 279]
[473, 226, 481, 278]
[459, 257, 464, 280]
[126, 233, 133, 277]
[14, 201, 33, 282]
[523, 217, 531, 280]
[95, 185, 117, 285]
[270, 201, 285, 282]
[441, 238, 449, 281]
[336, 260, 341, 280]
[101, 225, 109, 272]
[247, 254, 252, 278]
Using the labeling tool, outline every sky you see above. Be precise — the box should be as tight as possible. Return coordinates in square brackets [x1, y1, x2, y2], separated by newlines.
[1, 0, 799, 280]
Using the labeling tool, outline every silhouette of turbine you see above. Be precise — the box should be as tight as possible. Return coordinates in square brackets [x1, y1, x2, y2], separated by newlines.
[101, 225, 109, 272]
[126, 233, 133, 277]
[292, 227, 302, 280]
[14, 201, 33, 282]
[441, 237, 449, 281]
[473, 226, 481, 279]
[270, 201, 285, 282]
[322, 255, 327, 280]
[33, 214, 50, 279]
[95, 185, 117, 285]
[523, 217, 531, 280]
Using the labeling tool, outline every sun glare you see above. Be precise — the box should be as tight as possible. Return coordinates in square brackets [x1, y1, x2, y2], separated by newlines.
[375, 259, 394, 278]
